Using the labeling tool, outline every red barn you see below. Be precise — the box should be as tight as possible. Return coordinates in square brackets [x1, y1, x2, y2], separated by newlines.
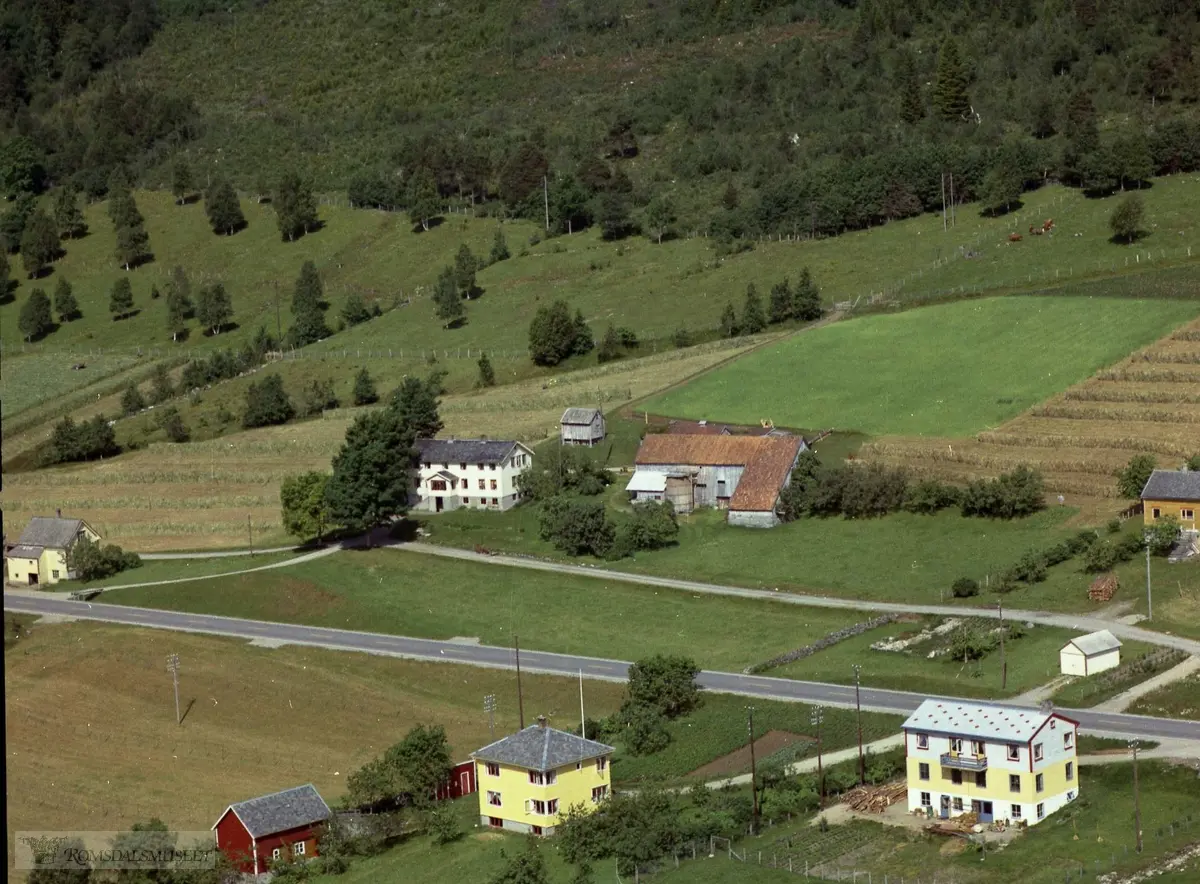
[435, 760, 477, 801]
[212, 784, 331, 876]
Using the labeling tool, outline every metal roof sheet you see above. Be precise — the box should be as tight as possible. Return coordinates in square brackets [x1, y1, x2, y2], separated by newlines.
[561, 407, 601, 424]
[902, 699, 1059, 743]
[415, 438, 525, 465]
[1141, 469, 1200, 502]
[626, 471, 668, 493]
[6, 545, 44, 559]
[472, 724, 613, 770]
[1063, 630, 1123, 656]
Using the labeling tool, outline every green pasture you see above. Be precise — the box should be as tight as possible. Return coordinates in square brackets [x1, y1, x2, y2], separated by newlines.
[1128, 671, 1200, 721]
[645, 295, 1200, 437]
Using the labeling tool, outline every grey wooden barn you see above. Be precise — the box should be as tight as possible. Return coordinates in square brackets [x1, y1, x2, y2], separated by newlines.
[560, 407, 606, 446]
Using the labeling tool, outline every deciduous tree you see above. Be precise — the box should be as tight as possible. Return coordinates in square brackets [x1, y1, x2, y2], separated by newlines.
[325, 406, 417, 532]
[477, 352, 496, 387]
[489, 227, 510, 263]
[280, 471, 331, 542]
[644, 194, 676, 244]
[205, 177, 246, 235]
[406, 167, 440, 231]
[114, 221, 150, 269]
[242, 373, 295, 428]
[432, 265, 465, 327]
[172, 158, 194, 204]
[352, 367, 378, 405]
[19, 209, 59, 276]
[109, 277, 134, 319]
[341, 292, 373, 327]
[53, 277, 78, 321]
[274, 172, 319, 241]
[1115, 454, 1156, 499]
[625, 655, 701, 720]
[196, 281, 233, 334]
[1109, 193, 1145, 243]
[454, 243, 480, 298]
[53, 183, 87, 238]
[18, 287, 54, 340]
[120, 382, 146, 415]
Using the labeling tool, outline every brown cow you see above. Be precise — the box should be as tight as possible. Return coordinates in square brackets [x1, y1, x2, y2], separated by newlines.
[1009, 233, 1023, 242]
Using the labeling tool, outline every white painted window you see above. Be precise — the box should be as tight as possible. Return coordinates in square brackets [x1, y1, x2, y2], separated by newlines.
[950, 738, 963, 753]
[1036, 774, 1045, 793]
[1011, 804, 1022, 819]
[1066, 762, 1074, 781]
[1064, 732, 1074, 750]
[1037, 803, 1045, 820]
[486, 763, 500, 777]
[952, 797, 963, 811]
[1009, 774, 1021, 793]
[1007, 744, 1020, 761]
[293, 842, 305, 856]
[1034, 743, 1044, 761]
[915, 733, 929, 750]
[591, 786, 609, 803]
[1183, 508, 1194, 520]
[487, 791, 502, 807]
[920, 792, 931, 807]
[548, 799, 559, 815]
[272, 848, 281, 861]
[972, 740, 986, 755]
[919, 763, 930, 781]
[596, 756, 608, 773]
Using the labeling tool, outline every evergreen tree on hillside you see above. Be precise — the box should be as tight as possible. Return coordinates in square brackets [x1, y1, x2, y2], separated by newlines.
[274, 172, 319, 241]
[166, 284, 190, 341]
[121, 382, 146, 416]
[740, 283, 766, 334]
[499, 141, 549, 209]
[897, 52, 925, 124]
[433, 265, 465, 327]
[352, 367, 378, 406]
[477, 352, 495, 388]
[572, 309, 594, 356]
[0, 252, 10, 302]
[325, 406, 417, 533]
[205, 177, 246, 235]
[406, 168, 440, 232]
[54, 276, 79, 321]
[489, 228, 510, 263]
[107, 172, 144, 230]
[933, 38, 970, 121]
[109, 277, 134, 319]
[115, 220, 150, 270]
[454, 244, 479, 299]
[243, 374, 295, 428]
[196, 282, 233, 334]
[18, 287, 54, 341]
[172, 159, 194, 205]
[769, 278, 792, 324]
[720, 302, 738, 338]
[289, 260, 329, 346]
[53, 183, 87, 239]
[341, 292, 373, 327]
[19, 209, 59, 277]
[390, 373, 444, 438]
[792, 267, 823, 321]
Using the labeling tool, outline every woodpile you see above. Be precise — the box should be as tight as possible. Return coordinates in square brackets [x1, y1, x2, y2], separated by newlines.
[841, 782, 907, 813]
[1088, 574, 1119, 602]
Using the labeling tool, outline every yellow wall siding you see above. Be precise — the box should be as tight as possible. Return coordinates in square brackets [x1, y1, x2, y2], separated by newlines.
[476, 756, 611, 831]
[907, 755, 1079, 813]
[1143, 499, 1198, 529]
[5, 556, 41, 584]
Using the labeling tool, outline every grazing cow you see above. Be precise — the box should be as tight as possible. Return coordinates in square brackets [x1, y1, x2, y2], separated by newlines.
[1043, 218, 1055, 232]
[1008, 233, 1023, 242]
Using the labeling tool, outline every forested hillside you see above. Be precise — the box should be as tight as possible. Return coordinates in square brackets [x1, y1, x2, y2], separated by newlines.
[2, 0, 1200, 248]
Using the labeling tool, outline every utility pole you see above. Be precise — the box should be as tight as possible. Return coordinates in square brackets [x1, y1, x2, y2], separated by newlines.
[941, 173, 948, 232]
[852, 665, 864, 785]
[543, 176, 550, 232]
[484, 694, 497, 740]
[811, 706, 825, 809]
[1144, 540, 1153, 621]
[247, 515, 253, 557]
[1130, 739, 1143, 853]
[747, 707, 760, 828]
[273, 280, 282, 346]
[949, 173, 956, 227]
[998, 599, 1007, 690]
[514, 634, 525, 729]
[167, 654, 181, 725]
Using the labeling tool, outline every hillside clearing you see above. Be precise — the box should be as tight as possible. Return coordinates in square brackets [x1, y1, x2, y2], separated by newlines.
[645, 295, 1200, 438]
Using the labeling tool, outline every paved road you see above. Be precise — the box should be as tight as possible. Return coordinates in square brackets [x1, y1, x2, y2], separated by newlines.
[7, 593, 1199, 743]
[142, 545, 301, 560]
[402, 543, 1200, 655]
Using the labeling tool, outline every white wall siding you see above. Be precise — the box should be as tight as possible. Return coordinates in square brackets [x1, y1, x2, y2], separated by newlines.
[728, 510, 778, 528]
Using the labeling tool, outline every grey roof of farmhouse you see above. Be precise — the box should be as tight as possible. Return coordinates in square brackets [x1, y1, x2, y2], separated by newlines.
[561, 407, 602, 424]
[7, 545, 44, 559]
[1141, 469, 1200, 502]
[220, 784, 331, 838]
[415, 438, 522, 465]
[472, 724, 613, 770]
[1064, 630, 1122, 656]
[15, 517, 90, 550]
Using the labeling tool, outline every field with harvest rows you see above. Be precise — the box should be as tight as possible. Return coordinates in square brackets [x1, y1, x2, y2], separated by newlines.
[862, 315, 1200, 508]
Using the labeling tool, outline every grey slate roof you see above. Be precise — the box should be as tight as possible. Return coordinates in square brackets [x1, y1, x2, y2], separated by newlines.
[7, 545, 44, 559]
[902, 699, 1061, 742]
[1141, 469, 1200, 502]
[220, 784, 330, 838]
[561, 407, 601, 425]
[416, 438, 520, 465]
[472, 725, 614, 770]
[15, 517, 90, 550]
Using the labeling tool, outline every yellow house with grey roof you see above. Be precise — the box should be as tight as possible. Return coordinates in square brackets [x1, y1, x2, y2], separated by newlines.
[4, 516, 100, 586]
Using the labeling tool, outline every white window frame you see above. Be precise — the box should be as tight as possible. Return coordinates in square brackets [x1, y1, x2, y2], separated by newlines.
[1182, 508, 1194, 521]
[486, 762, 500, 777]
[1064, 731, 1074, 750]
[1034, 742, 1044, 761]
[272, 848, 281, 861]
[918, 762, 930, 781]
[915, 733, 929, 750]
[950, 738, 963, 753]
[591, 785, 609, 803]
[1007, 744, 1020, 762]
[1036, 773, 1045, 793]
[293, 842, 305, 856]
[972, 740, 986, 755]
[548, 798, 559, 815]
[920, 792, 932, 808]
[487, 790, 502, 807]
[1009, 774, 1021, 793]
[1066, 761, 1074, 781]
[1037, 802, 1045, 820]
[1011, 804, 1022, 819]
[952, 797, 963, 811]
[596, 756, 608, 773]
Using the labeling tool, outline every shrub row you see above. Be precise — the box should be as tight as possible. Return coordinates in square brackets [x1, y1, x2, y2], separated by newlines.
[745, 615, 896, 674]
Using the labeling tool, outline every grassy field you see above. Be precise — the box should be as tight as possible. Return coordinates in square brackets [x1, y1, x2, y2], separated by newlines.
[0, 337, 762, 550]
[101, 547, 868, 672]
[865, 311, 1200, 505]
[646, 294, 1200, 437]
[2, 617, 627, 883]
[1128, 670, 1200, 721]
[612, 694, 901, 784]
[56, 550, 303, 588]
[772, 617, 1157, 701]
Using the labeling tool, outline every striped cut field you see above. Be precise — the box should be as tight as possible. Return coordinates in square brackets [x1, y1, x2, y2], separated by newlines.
[862, 316, 1200, 509]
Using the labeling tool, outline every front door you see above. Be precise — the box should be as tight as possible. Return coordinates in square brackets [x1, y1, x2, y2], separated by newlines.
[460, 770, 472, 795]
[939, 795, 950, 819]
[979, 801, 994, 823]
[435, 496, 444, 512]
[27, 572, 38, 585]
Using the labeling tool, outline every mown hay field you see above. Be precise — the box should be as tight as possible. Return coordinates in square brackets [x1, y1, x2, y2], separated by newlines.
[2, 617, 626, 883]
[863, 316, 1200, 509]
[0, 338, 759, 550]
[646, 294, 1200, 437]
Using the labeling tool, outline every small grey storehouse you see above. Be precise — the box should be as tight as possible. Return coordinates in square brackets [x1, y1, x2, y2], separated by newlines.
[560, 408, 606, 446]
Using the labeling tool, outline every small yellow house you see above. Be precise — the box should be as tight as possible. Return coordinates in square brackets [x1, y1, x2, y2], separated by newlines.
[472, 717, 613, 836]
[1141, 469, 1200, 531]
[4, 516, 100, 586]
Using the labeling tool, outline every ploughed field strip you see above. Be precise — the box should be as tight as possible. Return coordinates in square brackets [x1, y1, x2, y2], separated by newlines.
[863, 318, 1200, 501]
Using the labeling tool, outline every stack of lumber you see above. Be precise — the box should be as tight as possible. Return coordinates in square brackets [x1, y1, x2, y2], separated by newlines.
[1088, 574, 1119, 602]
[841, 782, 907, 813]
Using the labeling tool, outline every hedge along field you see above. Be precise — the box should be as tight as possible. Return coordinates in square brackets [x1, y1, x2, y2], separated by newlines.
[645, 295, 1200, 437]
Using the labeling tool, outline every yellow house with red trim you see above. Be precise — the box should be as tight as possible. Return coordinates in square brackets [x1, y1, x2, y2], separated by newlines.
[1141, 469, 1200, 531]
[472, 717, 613, 836]
[4, 516, 100, 586]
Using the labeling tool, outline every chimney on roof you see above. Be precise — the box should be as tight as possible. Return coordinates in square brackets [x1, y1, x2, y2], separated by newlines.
[537, 715, 547, 728]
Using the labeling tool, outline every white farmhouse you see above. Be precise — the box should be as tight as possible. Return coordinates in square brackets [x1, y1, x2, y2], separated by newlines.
[1059, 630, 1122, 677]
[412, 439, 534, 513]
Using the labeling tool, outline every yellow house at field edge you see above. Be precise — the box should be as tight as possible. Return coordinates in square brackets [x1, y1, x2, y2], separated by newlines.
[3, 516, 100, 586]
[1140, 469, 1200, 531]
[473, 717, 613, 836]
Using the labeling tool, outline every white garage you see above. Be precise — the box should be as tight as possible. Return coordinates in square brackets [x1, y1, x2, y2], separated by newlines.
[1060, 630, 1122, 676]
